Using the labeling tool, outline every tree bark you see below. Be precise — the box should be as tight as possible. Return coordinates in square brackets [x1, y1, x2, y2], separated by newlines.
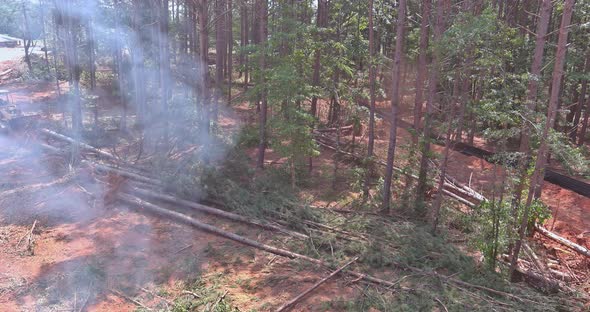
[512, 0, 552, 210]
[416, 0, 448, 207]
[198, 0, 211, 134]
[571, 50, 590, 142]
[511, 0, 575, 280]
[215, 0, 226, 122]
[412, 0, 430, 137]
[118, 193, 406, 289]
[227, 0, 233, 105]
[381, 0, 406, 212]
[309, 0, 327, 118]
[21, 0, 33, 72]
[159, 0, 171, 146]
[256, 0, 268, 169]
[362, 0, 376, 199]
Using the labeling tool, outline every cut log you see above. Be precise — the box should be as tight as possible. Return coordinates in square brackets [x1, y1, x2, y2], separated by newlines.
[316, 135, 485, 204]
[535, 224, 590, 258]
[0, 173, 76, 200]
[315, 125, 354, 133]
[128, 187, 308, 240]
[117, 193, 405, 290]
[41, 128, 119, 162]
[38, 143, 161, 186]
[441, 189, 476, 207]
[93, 163, 162, 186]
[275, 257, 358, 312]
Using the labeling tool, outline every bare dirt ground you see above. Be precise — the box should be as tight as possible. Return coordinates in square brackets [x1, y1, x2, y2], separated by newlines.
[0, 134, 356, 311]
[0, 55, 359, 311]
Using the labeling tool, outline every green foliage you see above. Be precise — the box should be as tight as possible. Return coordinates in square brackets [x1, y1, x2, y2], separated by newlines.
[168, 279, 237, 312]
[469, 199, 511, 269]
[547, 129, 590, 175]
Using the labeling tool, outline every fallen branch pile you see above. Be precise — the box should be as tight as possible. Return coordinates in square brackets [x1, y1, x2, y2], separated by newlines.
[275, 257, 358, 312]
[313, 131, 486, 205]
[35, 128, 589, 298]
[117, 193, 406, 290]
[314, 130, 590, 261]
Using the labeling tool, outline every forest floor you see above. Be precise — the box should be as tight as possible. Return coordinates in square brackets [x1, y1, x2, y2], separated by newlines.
[0, 52, 589, 311]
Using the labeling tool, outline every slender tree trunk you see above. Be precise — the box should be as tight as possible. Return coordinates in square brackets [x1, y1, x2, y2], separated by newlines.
[512, 0, 552, 211]
[243, 0, 249, 86]
[132, 0, 147, 132]
[256, 0, 268, 169]
[571, 50, 590, 141]
[412, 0, 430, 137]
[381, 0, 406, 213]
[88, 19, 98, 132]
[39, 1, 51, 73]
[309, 0, 327, 118]
[198, 0, 210, 134]
[22, 1, 33, 72]
[416, 0, 447, 207]
[160, 0, 171, 146]
[214, 0, 225, 122]
[431, 71, 459, 233]
[510, 0, 575, 280]
[227, 0, 233, 105]
[362, 0, 376, 199]
[579, 89, 590, 146]
[114, 0, 127, 131]
[51, 7, 61, 98]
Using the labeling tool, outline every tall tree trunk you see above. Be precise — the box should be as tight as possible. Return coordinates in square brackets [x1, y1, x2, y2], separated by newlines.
[381, 0, 406, 213]
[132, 0, 147, 132]
[571, 50, 590, 142]
[114, 0, 127, 131]
[412, 0, 430, 138]
[227, 0, 233, 105]
[256, 0, 268, 169]
[215, 0, 225, 122]
[512, 0, 552, 211]
[88, 19, 98, 131]
[21, 0, 33, 72]
[199, 0, 211, 134]
[39, 0, 51, 73]
[160, 0, 171, 146]
[416, 0, 447, 207]
[362, 0, 376, 199]
[579, 89, 590, 146]
[431, 71, 459, 233]
[510, 0, 575, 280]
[309, 0, 327, 118]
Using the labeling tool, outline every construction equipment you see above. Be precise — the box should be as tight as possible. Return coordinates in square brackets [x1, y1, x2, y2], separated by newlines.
[0, 90, 23, 133]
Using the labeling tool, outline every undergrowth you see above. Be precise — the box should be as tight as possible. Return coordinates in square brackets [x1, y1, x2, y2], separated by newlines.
[154, 129, 581, 311]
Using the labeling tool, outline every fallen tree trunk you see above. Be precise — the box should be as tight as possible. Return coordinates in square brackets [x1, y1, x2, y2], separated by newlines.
[314, 134, 486, 204]
[128, 187, 308, 240]
[117, 193, 406, 290]
[446, 189, 590, 260]
[501, 254, 573, 283]
[315, 125, 354, 133]
[120, 193, 544, 301]
[39, 143, 162, 186]
[275, 257, 358, 312]
[0, 173, 76, 200]
[41, 128, 119, 162]
[441, 189, 476, 207]
[535, 224, 590, 258]
[93, 163, 162, 186]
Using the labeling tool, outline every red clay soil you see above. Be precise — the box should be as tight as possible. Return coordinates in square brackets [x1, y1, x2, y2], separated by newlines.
[0, 69, 355, 311]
